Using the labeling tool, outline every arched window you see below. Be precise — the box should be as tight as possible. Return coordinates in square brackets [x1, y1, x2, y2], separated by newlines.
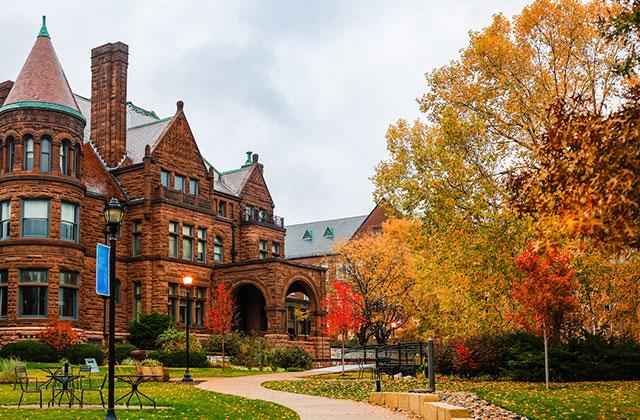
[214, 236, 223, 262]
[40, 138, 51, 173]
[23, 136, 34, 170]
[60, 140, 69, 175]
[6, 137, 14, 172]
[70, 144, 77, 175]
[74, 144, 81, 176]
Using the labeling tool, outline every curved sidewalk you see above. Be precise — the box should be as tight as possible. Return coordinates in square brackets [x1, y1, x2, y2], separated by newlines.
[197, 369, 407, 420]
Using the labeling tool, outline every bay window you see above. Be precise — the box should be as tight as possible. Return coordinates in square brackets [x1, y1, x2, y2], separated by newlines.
[59, 271, 78, 319]
[60, 201, 79, 242]
[21, 199, 49, 237]
[19, 270, 48, 317]
[0, 201, 10, 239]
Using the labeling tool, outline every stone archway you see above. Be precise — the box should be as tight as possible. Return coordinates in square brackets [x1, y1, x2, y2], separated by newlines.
[232, 283, 268, 335]
[284, 279, 320, 339]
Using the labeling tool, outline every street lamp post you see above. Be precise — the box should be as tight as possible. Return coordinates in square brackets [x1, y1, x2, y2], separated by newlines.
[103, 198, 125, 420]
[182, 276, 193, 383]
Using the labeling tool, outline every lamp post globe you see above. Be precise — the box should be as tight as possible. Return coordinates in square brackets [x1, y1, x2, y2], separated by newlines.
[103, 198, 124, 420]
[182, 276, 194, 383]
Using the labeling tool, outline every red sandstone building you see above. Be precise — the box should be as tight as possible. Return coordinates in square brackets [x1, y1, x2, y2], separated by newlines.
[0, 19, 328, 360]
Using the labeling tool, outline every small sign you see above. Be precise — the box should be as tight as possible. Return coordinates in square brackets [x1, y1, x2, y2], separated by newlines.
[84, 358, 99, 373]
[96, 244, 110, 296]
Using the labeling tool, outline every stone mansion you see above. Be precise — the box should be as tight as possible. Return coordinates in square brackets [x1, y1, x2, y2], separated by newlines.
[0, 18, 329, 360]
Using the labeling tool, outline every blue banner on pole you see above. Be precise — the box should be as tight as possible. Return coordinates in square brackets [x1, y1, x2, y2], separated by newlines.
[96, 243, 110, 296]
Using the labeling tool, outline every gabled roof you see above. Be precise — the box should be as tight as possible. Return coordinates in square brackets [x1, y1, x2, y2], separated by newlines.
[0, 17, 82, 121]
[219, 166, 252, 193]
[285, 215, 368, 259]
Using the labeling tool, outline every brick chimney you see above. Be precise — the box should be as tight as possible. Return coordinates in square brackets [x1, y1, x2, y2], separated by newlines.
[90, 42, 128, 167]
[0, 81, 14, 107]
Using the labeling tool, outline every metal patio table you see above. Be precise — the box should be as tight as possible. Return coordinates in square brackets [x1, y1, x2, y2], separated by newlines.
[47, 374, 82, 407]
[39, 367, 61, 390]
[114, 374, 160, 408]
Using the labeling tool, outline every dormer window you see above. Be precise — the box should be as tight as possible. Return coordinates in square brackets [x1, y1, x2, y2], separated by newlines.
[302, 229, 312, 241]
[323, 227, 334, 238]
[174, 175, 185, 192]
[161, 169, 170, 188]
[23, 137, 34, 170]
[189, 179, 199, 196]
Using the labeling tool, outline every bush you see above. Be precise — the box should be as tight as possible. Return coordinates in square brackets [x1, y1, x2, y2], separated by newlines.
[156, 326, 202, 353]
[38, 318, 79, 355]
[115, 344, 136, 363]
[204, 332, 244, 358]
[148, 351, 209, 368]
[270, 345, 312, 370]
[0, 357, 23, 383]
[453, 336, 500, 379]
[127, 312, 173, 349]
[231, 336, 273, 369]
[0, 340, 57, 362]
[65, 343, 104, 365]
[141, 358, 162, 367]
[120, 358, 137, 366]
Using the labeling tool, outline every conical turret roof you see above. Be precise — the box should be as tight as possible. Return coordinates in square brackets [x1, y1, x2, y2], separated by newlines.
[1, 17, 83, 121]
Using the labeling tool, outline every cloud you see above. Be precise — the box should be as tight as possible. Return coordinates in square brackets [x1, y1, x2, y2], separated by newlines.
[0, 0, 531, 224]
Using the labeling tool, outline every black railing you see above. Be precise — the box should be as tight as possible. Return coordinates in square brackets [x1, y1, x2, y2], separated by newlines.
[242, 210, 285, 229]
[158, 187, 212, 211]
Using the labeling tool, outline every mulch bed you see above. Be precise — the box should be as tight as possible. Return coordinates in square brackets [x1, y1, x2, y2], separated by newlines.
[437, 392, 527, 420]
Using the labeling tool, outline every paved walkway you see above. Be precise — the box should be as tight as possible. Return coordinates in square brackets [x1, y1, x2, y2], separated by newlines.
[197, 367, 407, 420]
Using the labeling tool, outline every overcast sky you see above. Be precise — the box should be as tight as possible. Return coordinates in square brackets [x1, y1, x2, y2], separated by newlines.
[0, 1, 531, 224]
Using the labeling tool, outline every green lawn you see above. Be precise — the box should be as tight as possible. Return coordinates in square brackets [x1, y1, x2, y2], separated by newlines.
[263, 373, 640, 420]
[0, 363, 297, 419]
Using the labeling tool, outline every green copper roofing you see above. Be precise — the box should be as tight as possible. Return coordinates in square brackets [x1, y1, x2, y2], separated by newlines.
[127, 116, 172, 130]
[38, 16, 50, 38]
[0, 101, 85, 122]
[302, 229, 313, 240]
[245, 151, 253, 165]
[127, 101, 159, 119]
[323, 227, 334, 238]
[220, 166, 250, 175]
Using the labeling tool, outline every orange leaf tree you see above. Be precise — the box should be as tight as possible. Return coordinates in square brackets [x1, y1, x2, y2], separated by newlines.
[38, 317, 79, 356]
[323, 280, 364, 373]
[206, 284, 233, 369]
[513, 245, 579, 388]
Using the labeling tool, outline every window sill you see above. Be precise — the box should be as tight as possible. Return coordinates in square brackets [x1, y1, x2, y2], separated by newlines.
[17, 315, 48, 319]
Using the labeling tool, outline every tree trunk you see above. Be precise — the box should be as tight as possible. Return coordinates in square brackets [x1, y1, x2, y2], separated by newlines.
[222, 336, 226, 371]
[543, 323, 549, 390]
[341, 339, 345, 376]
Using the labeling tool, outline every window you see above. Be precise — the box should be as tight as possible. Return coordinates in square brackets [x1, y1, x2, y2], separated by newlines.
[161, 170, 170, 188]
[302, 229, 312, 240]
[182, 224, 194, 261]
[60, 202, 79, 242]
[59, 271, 78, 319]
[0, 201, 10, 240]
[323, 227, 334, 238]
[23, 137, 34, 170]
[18, 270, 48, 317]
[189, 179, 199, 196]
[197, 228, 206, 263]
[259, 240, 268, 259]
[194, 287, 206, 326]
[21, 199, 49, 237]
[258, 208, 266, 223]
[6, 137, 14, 172]
[218, 201, 226, 217]
[245, 205, 254, 221]
[0, 270, 7, 317]
[174, 175, 185, 192]
[60, 141, 69, 175]
[40, 138, 51, 172]
[167, 283, 178, 322]
[132, 221, 142, 257]
[179, 287, 188, 324]
[133, 282, 142, 320]
[214, 236, 223, 263]
[272, 242, 281, 257]
[168, 222, 179, 258]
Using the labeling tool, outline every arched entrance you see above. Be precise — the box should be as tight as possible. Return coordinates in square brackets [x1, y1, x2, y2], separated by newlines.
[285, 280, 317, 339]
[232, 284, 268, 335]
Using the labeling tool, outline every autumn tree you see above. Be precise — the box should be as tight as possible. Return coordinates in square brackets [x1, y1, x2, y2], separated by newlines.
[337, 219, 418, 344]
[206, 284, 234, 370]
[513, 245, 579, 389]
[323, 280, 364, 374]
[38, 317, 79, 356]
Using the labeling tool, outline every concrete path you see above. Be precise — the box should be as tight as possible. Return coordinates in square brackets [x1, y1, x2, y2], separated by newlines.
[197, 368, 407, 420]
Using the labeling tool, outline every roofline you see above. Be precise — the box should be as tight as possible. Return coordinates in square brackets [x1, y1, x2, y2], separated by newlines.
[285, 214, 368, 229]
[73, 93, 90, 102]
[220, 166, 250, 175]
[0, 101, 86, 123]
[127, 116, 172, 130]
[127, 101, 159, 119]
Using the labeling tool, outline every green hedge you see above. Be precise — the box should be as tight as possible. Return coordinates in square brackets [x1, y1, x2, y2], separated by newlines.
[65, 344, 104, 365]
[127, 312, 173, 349]
[115, 344, 137, 363]
[270, 345, 312, 370]
[148, 351, 209, 368]
[0, 340, 58, 362]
